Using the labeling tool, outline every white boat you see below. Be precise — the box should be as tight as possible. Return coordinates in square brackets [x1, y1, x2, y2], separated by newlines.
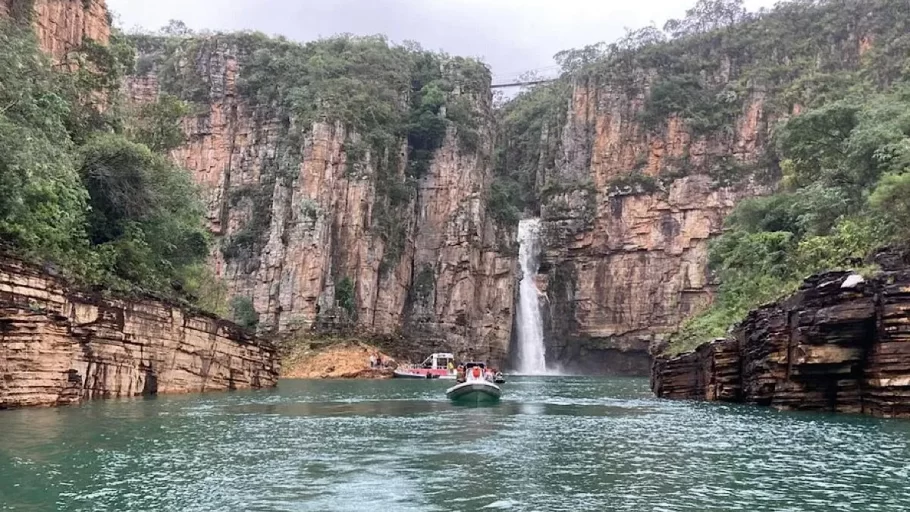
[446, 362, 501, 402]
[393, 353, 457, 380]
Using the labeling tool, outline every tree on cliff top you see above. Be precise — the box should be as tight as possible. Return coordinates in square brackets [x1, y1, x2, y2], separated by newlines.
[663, 0, 751, 38]
[0, 20, 214, 307]
[0, 22, 89, 266]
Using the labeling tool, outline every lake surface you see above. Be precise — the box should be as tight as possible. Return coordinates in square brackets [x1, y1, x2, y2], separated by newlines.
[2, 377, 910, 511]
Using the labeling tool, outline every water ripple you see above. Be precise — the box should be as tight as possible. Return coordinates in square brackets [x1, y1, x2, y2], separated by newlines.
[1, 377, 909, 511]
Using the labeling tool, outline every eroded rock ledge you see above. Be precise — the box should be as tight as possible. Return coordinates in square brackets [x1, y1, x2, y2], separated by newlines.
[0, 257, 279, 408]
[652, 259, 910, 418]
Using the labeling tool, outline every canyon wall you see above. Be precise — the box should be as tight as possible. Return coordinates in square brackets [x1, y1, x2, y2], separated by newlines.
[0, 0, 110, 60]
[651, 254, 910, 418]
[126, 39, 516, 366]
[523, 3, 893, 374]
[535, 76, 770, 374]
[0, 256, 279, 409]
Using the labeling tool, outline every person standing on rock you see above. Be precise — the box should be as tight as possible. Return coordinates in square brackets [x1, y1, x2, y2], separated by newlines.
[369, 353, 376, 369]
[376, 353, 383, 368]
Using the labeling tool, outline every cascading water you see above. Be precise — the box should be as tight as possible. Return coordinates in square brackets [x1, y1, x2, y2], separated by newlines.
[516, 218, 548, 375]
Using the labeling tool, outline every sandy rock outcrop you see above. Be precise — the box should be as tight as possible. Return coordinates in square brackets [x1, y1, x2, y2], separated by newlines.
[281, 341, 395, 379]
[0, 257, 279, 409]
[651, 259, 910, 418]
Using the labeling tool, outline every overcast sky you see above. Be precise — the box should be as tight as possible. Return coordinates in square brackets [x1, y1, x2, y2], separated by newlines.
[108, 0, 779, 83]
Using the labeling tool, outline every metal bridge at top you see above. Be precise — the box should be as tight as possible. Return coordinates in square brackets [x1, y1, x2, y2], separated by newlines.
[489, 79, 556, 89]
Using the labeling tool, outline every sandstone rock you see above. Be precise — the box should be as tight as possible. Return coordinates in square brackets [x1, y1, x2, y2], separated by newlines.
[0, 0, 110, 62]
[0, 257, 278, 409]
[539, 75, 769, 374]
[652, 269, 910, 418]
[124, 40, 516, 367]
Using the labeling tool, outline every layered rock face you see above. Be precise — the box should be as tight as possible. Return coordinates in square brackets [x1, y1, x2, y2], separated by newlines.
[537, 77, 767, 374]
[126, 40, 516, 365]
[0, 257, 279, 409]
[0, 0, 110, 60]
[651, 262, 910, 418]
[530, 4, 890, 374]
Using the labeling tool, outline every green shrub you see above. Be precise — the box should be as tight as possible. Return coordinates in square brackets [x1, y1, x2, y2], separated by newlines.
[487, 178, 522, 225]
[335, 277, 356, 316]
[126, 93, 189, 153]
[78, 134, 209, 285]
[669, 83, 910, 354]
[230, 296, 259, 329]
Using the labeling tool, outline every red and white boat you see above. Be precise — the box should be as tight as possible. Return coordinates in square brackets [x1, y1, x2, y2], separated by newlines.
[393, 353, 456, 380]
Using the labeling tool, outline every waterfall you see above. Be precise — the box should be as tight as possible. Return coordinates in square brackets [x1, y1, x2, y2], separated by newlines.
[516, 218, 547, 375]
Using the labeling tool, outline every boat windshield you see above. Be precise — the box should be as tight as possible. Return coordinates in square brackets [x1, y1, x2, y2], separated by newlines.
[463, 362, 486, 369]
[422, 354, 456, 369]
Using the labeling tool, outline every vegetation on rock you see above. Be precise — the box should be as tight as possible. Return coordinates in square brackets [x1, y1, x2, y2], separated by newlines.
[672, 85, 910, 354]
[128, 29, 490, 274]
[494, 0, 910, 225]
[335, 277, 357, 317]
[0, 21, 216, 308]
[230, 296, 259, 329]
[488, 0, 910, 352]
[492, 77, 570, 222]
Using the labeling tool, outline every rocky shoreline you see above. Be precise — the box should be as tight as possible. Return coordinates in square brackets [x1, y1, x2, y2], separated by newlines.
[280, 339, 397, 379]
[0, 256, 279, 409]
[651, 254, 910, 418]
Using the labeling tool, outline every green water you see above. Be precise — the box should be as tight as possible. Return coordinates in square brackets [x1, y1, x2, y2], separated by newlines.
[1, 377, 910, 511]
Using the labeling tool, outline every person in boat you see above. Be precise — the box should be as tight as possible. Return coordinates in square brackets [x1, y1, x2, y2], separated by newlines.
[455, 364, 466, 383]
[447, 360, 455, 372]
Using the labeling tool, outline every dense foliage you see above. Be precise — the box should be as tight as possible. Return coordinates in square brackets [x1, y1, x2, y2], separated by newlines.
[230, 296, 259, 329]
[492, 79, 571, 223]
[0, 21, 214, 307]
[334, 277, 356, 317]
[672, 85, 910, 353]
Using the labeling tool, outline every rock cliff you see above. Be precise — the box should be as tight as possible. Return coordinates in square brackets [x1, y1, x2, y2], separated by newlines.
[651, 256, 910, 418]
[0, 256, 279, 409]
[0, 0, 110, 60]
[510, 0, 899, 374]
[533, 77, 769, 374]
[126, 37, 516, 366]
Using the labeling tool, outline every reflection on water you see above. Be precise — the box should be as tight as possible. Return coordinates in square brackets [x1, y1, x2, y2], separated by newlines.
[1, 377, 910, 511]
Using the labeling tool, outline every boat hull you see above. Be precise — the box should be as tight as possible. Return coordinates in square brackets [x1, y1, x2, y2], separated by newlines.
[445, 382, 502, 402]
[393, 370, 438, 379]
[393, 368, 456, 379]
